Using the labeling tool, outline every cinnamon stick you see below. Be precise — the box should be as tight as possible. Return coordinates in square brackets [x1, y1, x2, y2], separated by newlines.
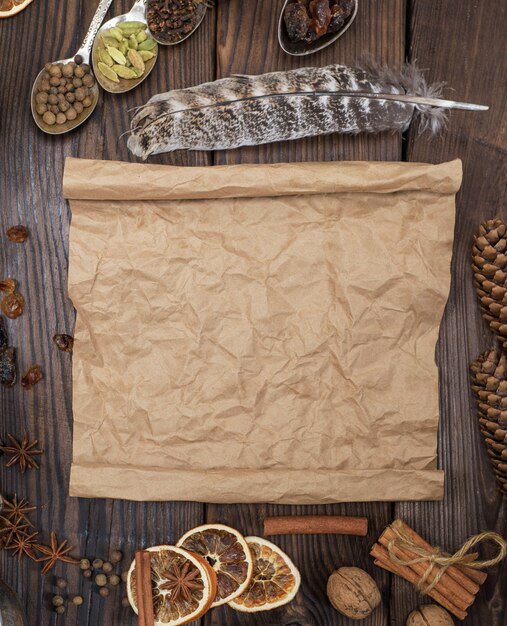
[264, 515, 368, 537]
[393, 520, 486, 588]
[135, 550, 154, 626]
[371, 544, 468, 621]
[379, 527, 475, 609]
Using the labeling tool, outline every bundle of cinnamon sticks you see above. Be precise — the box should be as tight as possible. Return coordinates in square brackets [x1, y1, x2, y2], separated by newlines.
[371, 520, 487, 620]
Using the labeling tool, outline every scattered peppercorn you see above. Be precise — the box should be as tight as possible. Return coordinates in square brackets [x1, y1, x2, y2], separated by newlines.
[95, 573, 107, 587]
[122, 597, 130, 608]
[56, 578, 67, 589]
[99, 587, 110, 598]
[110, 549, 123, 563]
[92, 558, 104, 569]
[121, 571, 129, 583]
[53, 334, 74, 353]
[108, 574, 120, 586]
[1, 292, 24, 319]
[52, 595, 65, 607]
[80, 558, 91, 570]
[83, 569, 92, 579]
[72, 595, 84, 606]
[55, 605, 66, 615]
[21, 364, 44, 389]
[102, 561, 113, 573]
[6, 225, 28, 243]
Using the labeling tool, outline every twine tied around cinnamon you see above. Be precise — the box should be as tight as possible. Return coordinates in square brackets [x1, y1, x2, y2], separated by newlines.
[386, 520, 507, 595]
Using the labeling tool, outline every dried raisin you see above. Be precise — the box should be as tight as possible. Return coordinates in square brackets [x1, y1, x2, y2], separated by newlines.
[53, 334, 74, 353]
[0, 279, 16, 294]
[1, 293, 24, 319]
[6, 225, 28, 243]
[21, 365, 44, 389]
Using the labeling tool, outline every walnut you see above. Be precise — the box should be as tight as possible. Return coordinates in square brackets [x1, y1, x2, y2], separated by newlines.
[407, 605, 455, 626]
[327, 566, 381, 619]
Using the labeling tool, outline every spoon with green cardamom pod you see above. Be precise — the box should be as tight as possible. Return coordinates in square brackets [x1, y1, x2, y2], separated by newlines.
[92, 0, 159, 94]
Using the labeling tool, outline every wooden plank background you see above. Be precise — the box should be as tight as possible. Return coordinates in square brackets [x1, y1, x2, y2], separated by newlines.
[0, 1, 505, 625]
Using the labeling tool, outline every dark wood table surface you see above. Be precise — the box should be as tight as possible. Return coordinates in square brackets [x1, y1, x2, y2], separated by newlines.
[1, 1, 506, 624]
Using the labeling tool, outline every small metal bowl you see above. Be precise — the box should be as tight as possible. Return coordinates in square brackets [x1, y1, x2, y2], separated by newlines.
[278, 0, 358, 57]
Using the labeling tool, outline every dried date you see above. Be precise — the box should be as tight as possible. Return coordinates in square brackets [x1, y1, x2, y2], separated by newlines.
[1, 293, 24, 319]
[21, 365, 44, 389]
[284, 0, 355, 42]
[0, 347, 17, 387]
[284, 2, 310, 41]
[0, 279, 16, 294]
[6, 225, 28, 243]
[53, 334, 74, 353]
[329, 0, 355, 32]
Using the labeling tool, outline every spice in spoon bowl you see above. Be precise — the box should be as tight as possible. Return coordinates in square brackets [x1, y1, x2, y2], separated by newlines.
[278, 0, 358, 56]
[146, 0, 210, 46]
[32, 58, 98, 133]
[92, 0, 159, 94]
[31, 0, 113, 135]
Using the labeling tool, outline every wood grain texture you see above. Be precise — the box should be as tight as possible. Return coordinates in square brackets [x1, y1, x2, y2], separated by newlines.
[0, 1, 215, 624]
[206, 2, 404, 625]
[0, 0, 505, 625]
[394, 1, 507, 625]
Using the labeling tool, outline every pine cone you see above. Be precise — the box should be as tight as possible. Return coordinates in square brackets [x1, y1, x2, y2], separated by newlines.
[472, 218, 507, 348]
[470, 347, 507, 495]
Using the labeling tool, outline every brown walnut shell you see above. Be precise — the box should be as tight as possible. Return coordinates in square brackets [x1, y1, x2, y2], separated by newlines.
[327, 566, 381, 619]
[406, 604, 455, 626]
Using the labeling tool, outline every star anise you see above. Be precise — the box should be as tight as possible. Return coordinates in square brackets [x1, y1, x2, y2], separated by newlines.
[6, 531, 38, 561]
[159, 560, 203, 602]
[0, 432, 43, 473]
[1, 495, 36, 525]
[0, 516, 30, 547]
[34, 531, 80, 575]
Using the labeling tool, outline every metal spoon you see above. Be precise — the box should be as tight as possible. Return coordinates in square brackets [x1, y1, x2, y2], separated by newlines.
[278, 0, 358, 56]
[31, 0, 113, 135]
[0, 578, 27, 626]
[92, 0, 159, 94]
[147, 0, 209, 46]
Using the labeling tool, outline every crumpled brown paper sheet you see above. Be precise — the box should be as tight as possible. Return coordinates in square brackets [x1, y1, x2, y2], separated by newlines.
[63, 158, 462, 504]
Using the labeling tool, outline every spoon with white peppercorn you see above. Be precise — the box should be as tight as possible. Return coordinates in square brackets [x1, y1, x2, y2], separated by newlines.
[31, 0, 113, 135]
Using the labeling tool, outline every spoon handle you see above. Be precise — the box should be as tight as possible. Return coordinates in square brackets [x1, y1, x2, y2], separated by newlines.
[130, 0, 147, 14]
[76, 0, 115, 62]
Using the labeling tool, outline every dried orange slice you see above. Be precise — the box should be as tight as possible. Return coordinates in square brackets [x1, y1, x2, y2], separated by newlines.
[126, 545, 217, 626]
[228, 537, 301, 612]
[177, 524, 253, 607]
[0, 0, 34, 18]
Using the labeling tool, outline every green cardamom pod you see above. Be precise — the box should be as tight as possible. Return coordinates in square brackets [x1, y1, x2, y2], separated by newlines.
[139, 50, 155, 61]
[108, 26, 124, 42]
[137, 38, 157, 51]
[128, 34, 138, 49]
[102, 36, 120, 48]
[107, 46, 127, 65]
[112, 64, 138, 79]
[98, 62, 120, 83]
[118, 21, 146, 31]
[98, 49, 114, 67]
[127, 48, 145, 72]
[136, 30, 148, 43]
